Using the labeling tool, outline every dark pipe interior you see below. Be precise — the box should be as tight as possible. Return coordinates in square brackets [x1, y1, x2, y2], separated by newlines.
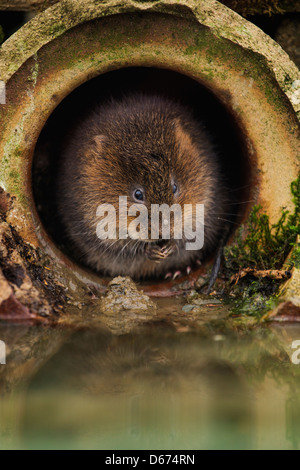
[32, 67, 251, 278]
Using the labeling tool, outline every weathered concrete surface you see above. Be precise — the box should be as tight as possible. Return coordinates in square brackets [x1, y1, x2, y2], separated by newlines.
[1, 0, 299, 16]
[280, 268, 300, 308]
[0, 0, 58, 10]
[0, 0, 299, 313]
[0, 0, 299, 112]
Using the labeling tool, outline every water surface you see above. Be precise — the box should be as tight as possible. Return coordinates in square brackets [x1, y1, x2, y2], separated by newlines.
[0, 302, 300, 450]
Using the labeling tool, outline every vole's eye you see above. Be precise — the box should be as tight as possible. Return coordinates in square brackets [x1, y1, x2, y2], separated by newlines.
[134, 189, 144, 201]
[172, 183, 178, 194]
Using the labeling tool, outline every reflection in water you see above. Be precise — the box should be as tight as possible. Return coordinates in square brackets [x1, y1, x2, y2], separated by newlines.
[0, 323, 300, 449]
[286, 395, 300, 450]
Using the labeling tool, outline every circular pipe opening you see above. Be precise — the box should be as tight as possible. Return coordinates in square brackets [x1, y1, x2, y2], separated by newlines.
[0, 4, 298, 302]
[32, 67, 252, 283]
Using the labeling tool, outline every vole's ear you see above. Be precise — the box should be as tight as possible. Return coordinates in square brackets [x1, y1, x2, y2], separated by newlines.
[93, 135, 106, 148]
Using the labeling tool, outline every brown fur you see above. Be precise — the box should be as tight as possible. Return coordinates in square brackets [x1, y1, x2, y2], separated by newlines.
[56, 94, 227, 279]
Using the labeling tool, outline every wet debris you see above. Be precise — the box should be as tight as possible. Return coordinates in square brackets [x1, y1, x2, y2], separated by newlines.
[0, 221, 51, 321]
[100, 276, 157, 315]
[98, 276, 158, 334]
[230, 268, 291, 285]
[0, 191, 67, 321]
[263, 301, 300, 323]
[181, 290, 228, 323]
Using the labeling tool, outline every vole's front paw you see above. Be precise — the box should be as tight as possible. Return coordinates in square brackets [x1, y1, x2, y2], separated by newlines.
[145, 241, 176, 262]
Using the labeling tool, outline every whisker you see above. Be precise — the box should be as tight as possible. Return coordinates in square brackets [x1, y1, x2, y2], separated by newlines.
[214, 212, 241, 217]
[226, 200, 255, 206]
[227, 184, 252, 194]
[217, 217, 240, 226]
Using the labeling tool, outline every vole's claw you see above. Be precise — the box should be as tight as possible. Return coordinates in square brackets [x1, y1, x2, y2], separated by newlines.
[172, 270, 182, 280]
[165, 266, 192, 281]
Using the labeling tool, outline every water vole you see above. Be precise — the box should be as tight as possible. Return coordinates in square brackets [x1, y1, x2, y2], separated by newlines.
[56, 94, 230, 283]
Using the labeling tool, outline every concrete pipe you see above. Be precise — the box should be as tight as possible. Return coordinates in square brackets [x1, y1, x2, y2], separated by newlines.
[0, 0, 299, 317]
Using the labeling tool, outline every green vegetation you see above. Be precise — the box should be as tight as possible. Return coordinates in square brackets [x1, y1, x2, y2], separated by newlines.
[224, 174, 300, 318]
[225, 174, 300, 272]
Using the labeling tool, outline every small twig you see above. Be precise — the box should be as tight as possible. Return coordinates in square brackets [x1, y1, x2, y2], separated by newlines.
[230, 268, 291, 284]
